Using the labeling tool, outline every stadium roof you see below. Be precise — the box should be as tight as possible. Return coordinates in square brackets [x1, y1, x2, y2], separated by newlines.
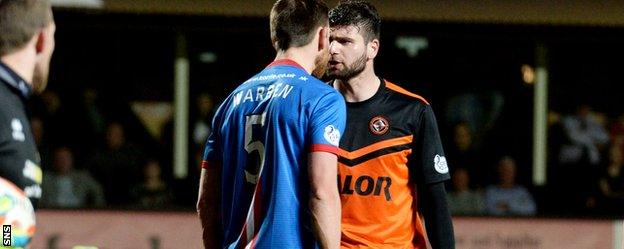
[55, 0, 624, 27]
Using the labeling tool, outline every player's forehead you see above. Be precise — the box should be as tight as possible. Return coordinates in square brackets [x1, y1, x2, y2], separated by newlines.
[330, 25, 364, 40]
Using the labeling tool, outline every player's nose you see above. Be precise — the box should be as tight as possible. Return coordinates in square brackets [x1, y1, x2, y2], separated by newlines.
[329, 40, 340, 54]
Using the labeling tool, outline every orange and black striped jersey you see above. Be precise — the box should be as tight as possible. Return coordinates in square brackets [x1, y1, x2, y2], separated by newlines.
[336, 78, 450, 249]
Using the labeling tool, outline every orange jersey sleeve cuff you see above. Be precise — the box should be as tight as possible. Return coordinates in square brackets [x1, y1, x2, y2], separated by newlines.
[310, 144, 339, 155]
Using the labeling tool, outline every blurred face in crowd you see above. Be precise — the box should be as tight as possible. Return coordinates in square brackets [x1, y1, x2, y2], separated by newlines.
[144, 160, 162, 181]
[53, 147, 73, 174]
[610, 146, 623, 166]
[452, 168, 470, 191]
[196, 94, 214, 117]
[106, 123, 125, 150]
[327, 25, 371, 80]
[41, 90, 61, 114]
[454, 123, 472, 151]
[498, 158, 517, 187]
[30, 117, 44, 146]
[577, 104, 591, 118]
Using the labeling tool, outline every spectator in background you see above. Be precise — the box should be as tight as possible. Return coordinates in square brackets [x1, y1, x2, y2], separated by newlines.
[30, 116, 53, 170]
[557, 104, 609, 212]
[445, 91, 503, 137]
[447, 168, 485, 215]
[36, 90, 73, 144]
[610, 114, 624, 152]
[78, 87, 107, 150]
[88, 122, 144, 206]
[40, 147, 105, 208]
[130, 159, 173, 209]
[559, 104, 609, 167]
[191, 93, 216, 178]
[484, 156, 536, 216]
[596, 145, 624, 214]
[192, 93, 215, 149]
[30, 116, 44, 147]
[446, 122, 484, 188]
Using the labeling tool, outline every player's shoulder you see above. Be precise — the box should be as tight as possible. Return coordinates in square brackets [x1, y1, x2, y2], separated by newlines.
[0, 80, 13, 101]
[309, 77, 339, 94]
[308, 80, 345, 107]
[0, 82, 16, 117]
[383, 79, 430, 106]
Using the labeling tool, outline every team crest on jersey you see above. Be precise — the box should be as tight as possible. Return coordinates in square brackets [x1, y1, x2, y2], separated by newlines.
[369, 116, 389, 135]
[324, 125, 340, 146]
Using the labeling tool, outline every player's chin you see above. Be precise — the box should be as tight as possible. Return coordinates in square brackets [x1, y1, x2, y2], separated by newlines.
[327, 67, 342, 76]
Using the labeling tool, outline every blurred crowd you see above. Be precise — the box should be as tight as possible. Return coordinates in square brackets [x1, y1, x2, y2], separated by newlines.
[30, 88, 214, 210]
[445, 102, 624, 217]
[29, 86, 624, 217]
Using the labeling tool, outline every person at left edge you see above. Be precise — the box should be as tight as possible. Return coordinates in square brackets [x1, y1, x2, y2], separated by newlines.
[0, 0, 56, 208]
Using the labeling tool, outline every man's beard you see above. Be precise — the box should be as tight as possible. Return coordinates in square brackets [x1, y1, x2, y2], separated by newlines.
[32, 62, 49, 94]
[312, 48, 330, 78]
[328, 50, 367, 80]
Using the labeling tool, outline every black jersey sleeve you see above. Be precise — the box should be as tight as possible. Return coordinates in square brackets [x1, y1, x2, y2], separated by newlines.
[413, 104, 451, 184]
[419, 181, 455, 249]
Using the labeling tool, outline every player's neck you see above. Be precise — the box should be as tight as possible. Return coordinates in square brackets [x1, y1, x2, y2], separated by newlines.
[1, 50, 36, 85]
[274, 47, 315, 75]
[334, 66, 380, 103]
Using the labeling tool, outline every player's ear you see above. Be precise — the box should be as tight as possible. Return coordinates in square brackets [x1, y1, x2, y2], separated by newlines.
[35, 30, 46, 54]
[318, 26, 329, 52]
[368, 38, 380, 60]
[35, 22, 55, 55]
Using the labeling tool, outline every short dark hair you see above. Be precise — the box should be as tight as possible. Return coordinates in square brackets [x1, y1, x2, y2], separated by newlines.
[0, 0, 53, 56]
[270, 0, 329, 51]
[329, 0, 380, 42]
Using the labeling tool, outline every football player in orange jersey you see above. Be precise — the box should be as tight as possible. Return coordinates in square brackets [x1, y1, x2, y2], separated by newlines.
[327, 1, 455, 248]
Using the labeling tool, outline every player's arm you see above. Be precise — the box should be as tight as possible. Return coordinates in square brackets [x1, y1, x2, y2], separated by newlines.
[197, 106, 225, 248]
[307, 91, 346, 249]
[308, 151, 341, 249]
[414, 104, 455, 249]
[418, 181, 455, 249]
[197, 162, 222, 249]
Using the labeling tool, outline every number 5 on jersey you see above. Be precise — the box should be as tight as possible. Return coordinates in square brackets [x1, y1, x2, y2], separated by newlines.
[244, 113, 267, 184]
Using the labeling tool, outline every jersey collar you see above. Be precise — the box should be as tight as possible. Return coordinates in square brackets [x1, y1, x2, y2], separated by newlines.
[267, 59, 305, 70]
[0, 61, 32, 99]
[333, 77, 386, 108]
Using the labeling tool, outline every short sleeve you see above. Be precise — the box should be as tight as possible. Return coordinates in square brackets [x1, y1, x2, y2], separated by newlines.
[414, 105, 450, 184]
[308, 91, 346, 155]
[201, 104, 224, 168]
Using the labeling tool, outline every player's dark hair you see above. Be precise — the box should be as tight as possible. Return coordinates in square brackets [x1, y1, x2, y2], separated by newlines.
[270, 0, 329, 51]
[329, 0, 380, 42]
[0, 0, 53, 56]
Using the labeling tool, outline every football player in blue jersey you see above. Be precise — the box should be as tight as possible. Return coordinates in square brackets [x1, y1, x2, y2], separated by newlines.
[197, 0, 346, 248]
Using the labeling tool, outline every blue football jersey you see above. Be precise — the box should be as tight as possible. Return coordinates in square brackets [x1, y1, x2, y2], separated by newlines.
[203, 59, 346, 248]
